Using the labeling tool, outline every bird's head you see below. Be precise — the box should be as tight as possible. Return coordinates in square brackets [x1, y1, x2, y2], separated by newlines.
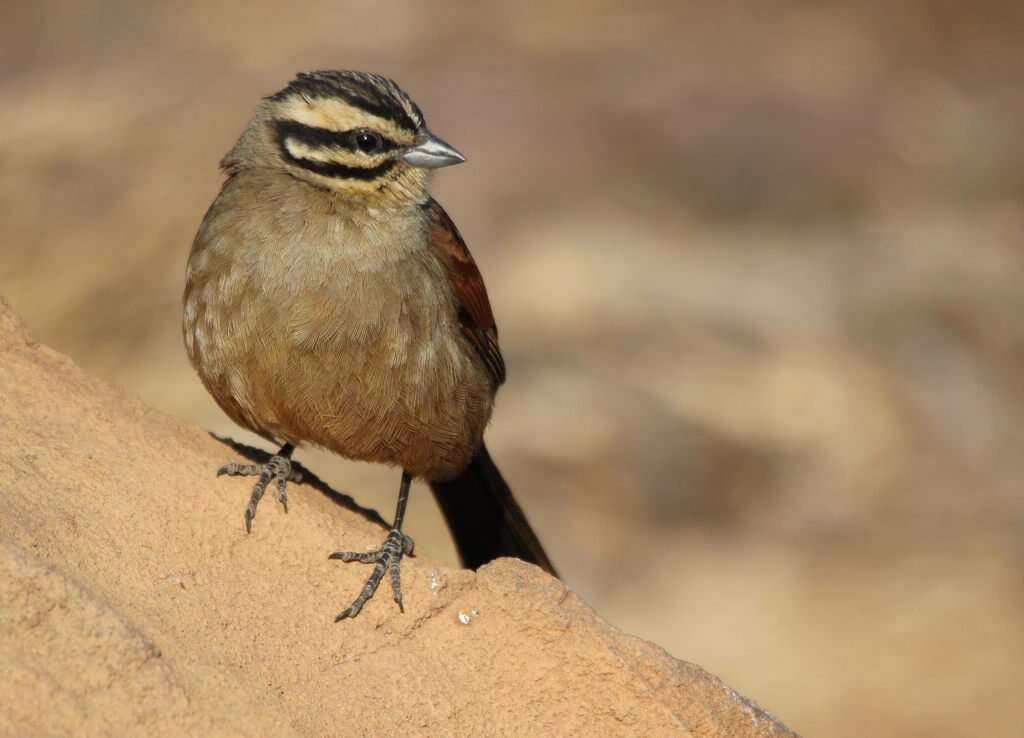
[224, 70, 465, 207]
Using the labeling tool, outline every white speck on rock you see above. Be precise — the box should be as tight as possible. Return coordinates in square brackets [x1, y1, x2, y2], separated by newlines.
[457, 609, 478, 625]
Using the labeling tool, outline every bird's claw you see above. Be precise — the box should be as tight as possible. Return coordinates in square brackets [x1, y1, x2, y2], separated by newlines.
[218, 452, 302, 532]
[330, 529, 415, 620]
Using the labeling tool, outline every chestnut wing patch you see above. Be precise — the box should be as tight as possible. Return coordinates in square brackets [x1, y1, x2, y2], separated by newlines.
[427, 200, 506, 386]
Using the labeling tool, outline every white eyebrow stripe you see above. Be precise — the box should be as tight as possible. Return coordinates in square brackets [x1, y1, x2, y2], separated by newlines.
[276, 97, 416, 145]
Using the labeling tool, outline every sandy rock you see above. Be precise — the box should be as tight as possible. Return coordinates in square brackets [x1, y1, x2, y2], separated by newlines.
[0, 297, 796, 738]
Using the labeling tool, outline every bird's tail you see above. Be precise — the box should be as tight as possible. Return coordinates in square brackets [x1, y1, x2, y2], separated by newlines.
[429, 443, 558, 577]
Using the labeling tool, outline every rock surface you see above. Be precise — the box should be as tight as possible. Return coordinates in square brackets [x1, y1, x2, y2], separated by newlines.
[0, 298, 796, 738]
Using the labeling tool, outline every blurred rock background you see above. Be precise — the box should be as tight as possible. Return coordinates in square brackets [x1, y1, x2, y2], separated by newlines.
[2, 2, 1022, 735]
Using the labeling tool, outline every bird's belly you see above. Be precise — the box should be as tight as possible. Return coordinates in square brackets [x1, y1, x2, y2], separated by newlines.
[284, 315, 492, 479]
[194, 258, 493, 480]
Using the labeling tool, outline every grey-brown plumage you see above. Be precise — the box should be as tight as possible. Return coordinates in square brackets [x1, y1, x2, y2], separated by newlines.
[183, 70, 555, 620]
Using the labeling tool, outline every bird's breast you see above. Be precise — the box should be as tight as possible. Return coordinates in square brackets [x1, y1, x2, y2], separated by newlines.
[186, 197, 494, 478]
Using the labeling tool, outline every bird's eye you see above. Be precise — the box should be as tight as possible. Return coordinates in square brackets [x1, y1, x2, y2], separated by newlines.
[353, 130, 383, 154]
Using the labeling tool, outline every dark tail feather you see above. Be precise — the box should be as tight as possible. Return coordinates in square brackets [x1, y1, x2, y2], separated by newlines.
[429, 443, 558, 578]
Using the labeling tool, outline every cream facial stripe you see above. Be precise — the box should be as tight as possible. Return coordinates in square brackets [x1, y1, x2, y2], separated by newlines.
[273, 119, 399, 181]
[276, 97, 417, 146]
[281, 137, 387, 165]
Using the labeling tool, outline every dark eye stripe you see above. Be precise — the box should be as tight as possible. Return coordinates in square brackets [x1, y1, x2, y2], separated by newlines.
[272, 119, 400, 154]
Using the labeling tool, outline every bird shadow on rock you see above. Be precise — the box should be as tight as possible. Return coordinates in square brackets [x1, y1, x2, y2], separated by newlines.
[209, 433, 388, 528]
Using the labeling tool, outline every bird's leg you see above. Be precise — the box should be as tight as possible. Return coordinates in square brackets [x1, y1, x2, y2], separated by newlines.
[330, 470, 415, 621]
[217, 443, 303, 532]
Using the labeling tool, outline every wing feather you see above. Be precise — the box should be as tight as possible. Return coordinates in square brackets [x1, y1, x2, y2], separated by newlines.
[426, 200, 506, 386]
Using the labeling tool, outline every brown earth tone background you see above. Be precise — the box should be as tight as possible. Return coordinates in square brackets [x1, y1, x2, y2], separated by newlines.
[2, 2, 1022, 736]
[0, 300, 796, 737]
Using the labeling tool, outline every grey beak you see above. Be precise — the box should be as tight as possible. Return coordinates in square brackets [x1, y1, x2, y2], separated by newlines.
[402, 131, 466, 169]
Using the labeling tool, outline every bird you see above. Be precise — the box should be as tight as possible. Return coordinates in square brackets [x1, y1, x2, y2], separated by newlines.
[183, 70, 557, 620]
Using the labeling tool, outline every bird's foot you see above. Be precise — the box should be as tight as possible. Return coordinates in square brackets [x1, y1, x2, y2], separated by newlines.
[330, 529, 415, 621]
[217, 453, 303, 532]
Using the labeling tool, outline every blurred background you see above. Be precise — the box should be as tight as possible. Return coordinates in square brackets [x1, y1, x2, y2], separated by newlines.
[2, 1, 1022, 735]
